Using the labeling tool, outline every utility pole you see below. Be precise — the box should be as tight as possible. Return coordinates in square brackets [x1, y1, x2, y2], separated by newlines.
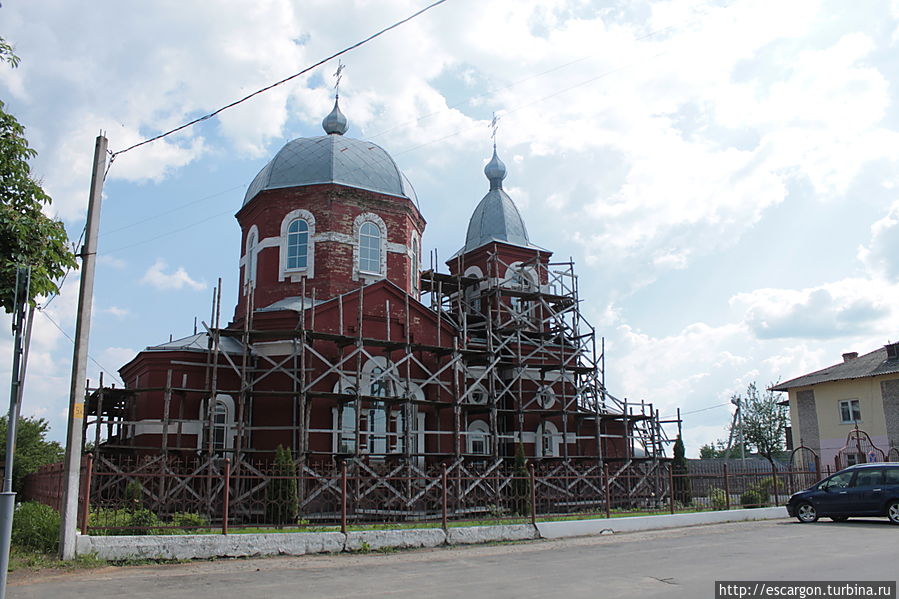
[59, 134, 107, 560]
[0, 267, 31, 599]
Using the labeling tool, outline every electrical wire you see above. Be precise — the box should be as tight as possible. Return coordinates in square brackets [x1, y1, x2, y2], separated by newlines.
[37, 307, 124, 385]
[100, 184, 245, 237]
[108, 0, 449, 160]
[661, 401, 731, 420]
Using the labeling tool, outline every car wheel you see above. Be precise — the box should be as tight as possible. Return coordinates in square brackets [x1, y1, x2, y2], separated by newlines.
[888, 501, 899, 525]
[830, 516, 848, 522]
[797, 502, 818, 523]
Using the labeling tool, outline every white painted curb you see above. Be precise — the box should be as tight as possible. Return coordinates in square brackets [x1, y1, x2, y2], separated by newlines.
[75, 507, 788, 560]
[536, 507, 787, 539]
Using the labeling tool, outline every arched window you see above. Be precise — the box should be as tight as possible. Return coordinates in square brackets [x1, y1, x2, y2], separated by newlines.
[245, 230, 258, 286]
[536, 421, 559, 458]
[411, 236, 419, 295]
[287, 218, 309, 270]
[467, 420, 490, 455]
[359, 221, 382, 274]
[203, 394, 235, 454]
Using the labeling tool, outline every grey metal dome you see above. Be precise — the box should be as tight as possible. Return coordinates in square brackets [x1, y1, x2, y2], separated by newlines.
[243, 99, 418, 206]
[321, 98, 348, 135]
[460, 148, 536, 253]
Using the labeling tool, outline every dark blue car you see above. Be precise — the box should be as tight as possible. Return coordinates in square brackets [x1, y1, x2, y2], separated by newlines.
[786, 462, 899, 524]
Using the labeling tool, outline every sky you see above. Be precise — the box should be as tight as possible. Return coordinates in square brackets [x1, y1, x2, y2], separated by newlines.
[2, 0, 899, 457]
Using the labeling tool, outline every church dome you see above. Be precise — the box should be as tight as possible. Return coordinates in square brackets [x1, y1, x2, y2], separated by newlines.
[243, 99, 418, 206]
[460, 147, 535, 253]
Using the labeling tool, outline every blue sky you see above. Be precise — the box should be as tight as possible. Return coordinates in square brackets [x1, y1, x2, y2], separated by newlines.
[2, 0, 899, 456]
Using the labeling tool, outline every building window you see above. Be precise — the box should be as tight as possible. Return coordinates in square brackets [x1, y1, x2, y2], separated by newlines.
[359, 221, 382, 274]
[411, 236, 419, 295]
[467, 420, 490, 455]
[536, 421, 559, 458]
[338, 400, 358, 454]
[204, 394, 234, 454]
[839, 399, 861, 424]
[468, 384, 488, 404]
[536, 386, 555, 409]
[245, 230, 258, 285]
[279, 209, 316, 281]
[287, 218, 309, 270]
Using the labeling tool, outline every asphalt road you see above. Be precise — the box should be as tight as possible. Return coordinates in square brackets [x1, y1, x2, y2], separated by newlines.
[9, 518, 898, 598]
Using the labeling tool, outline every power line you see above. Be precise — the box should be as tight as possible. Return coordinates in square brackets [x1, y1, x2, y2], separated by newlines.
[662, 401, 731, 420]
[100, 184, 245, 238]
[37, 307, 124, 386]
[108, 0, 449, 160]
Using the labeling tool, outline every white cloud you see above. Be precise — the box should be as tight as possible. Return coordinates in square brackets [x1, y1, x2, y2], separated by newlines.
[102, 306, 130, 319]
[140, 259, 206, 291]
[858, 199, 899, 281]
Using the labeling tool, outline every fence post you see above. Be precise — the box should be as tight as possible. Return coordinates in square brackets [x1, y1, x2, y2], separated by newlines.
[771, 462, 779, 506]
[528, 463, 536, 526]
[340, 462, 347, 535]
[80, 454, 94, 535]
[814, 455, 822, 482]
[604, 463, 611, 518]
[723, 463, 730, 511]
[222, 458, 231, 535]
[441, 464, 448, 531]
[668, 464, 675, 514]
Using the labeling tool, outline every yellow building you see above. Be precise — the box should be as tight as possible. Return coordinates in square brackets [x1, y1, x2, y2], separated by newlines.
[772, 342, 899, 470]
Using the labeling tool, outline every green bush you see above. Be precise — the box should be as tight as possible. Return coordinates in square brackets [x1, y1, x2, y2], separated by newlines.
[709, 487, 728, 510]
[91, 507, 163, 535]
[12, 501, 59, 553]
[124, 480, 144, 511]
[740, 488, 765, 508]
[266, 446, 299, 526]
[169, 511, 208, 530]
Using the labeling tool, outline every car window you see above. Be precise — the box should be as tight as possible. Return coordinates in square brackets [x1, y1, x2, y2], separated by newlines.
[850, 469, 883, 487]
[823, 471, 853, 489]
[884, 468, 899, 485]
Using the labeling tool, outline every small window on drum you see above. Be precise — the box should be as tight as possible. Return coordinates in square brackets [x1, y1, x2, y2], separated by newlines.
[287, 218, 309, 270]
[359, 222, 382, 274]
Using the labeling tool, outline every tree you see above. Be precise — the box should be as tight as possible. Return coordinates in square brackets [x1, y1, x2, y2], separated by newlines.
[699, 439, 748, 460]
[735, 382, 788, 468]
[0, 416, 64, 493]
[510, 441, 531, 517]
[266, 445, 299, 526]
[671, 436, 691, 505]
[0, 37, 77, 312]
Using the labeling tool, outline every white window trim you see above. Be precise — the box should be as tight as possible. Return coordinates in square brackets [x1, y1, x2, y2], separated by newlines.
[279, 209, 316, 282]
[353, 213, 388, 281]
[536, 385, 556, 409]
[242, 225, 260, 292]
[839, 399, 862, 424]
[466, 419, 491, 455]
[410, 232, 421, 295]
[197, 394, 236, 451]
[535, 421, 560, 458]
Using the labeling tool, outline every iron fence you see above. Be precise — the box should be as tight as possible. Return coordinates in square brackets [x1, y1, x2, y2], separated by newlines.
[23, 455, 821, 535]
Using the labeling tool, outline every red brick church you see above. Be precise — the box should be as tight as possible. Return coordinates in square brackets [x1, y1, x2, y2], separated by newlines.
[90, 95, 670, 470]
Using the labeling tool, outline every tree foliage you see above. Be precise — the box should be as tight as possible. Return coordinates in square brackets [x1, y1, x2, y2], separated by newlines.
[671, 436, 691, 504]
[0, 415, 65, 493]
[699, 439, 747, 460]
[734, 382, 787, 467]
[266, 445, 299, 526]
[0, 36, 77, 313]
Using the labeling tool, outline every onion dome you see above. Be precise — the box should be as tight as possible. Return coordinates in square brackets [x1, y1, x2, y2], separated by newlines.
[321, 97, 348, 135]
[460, 147, 536, 253]
[243, 99, 418, 206]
